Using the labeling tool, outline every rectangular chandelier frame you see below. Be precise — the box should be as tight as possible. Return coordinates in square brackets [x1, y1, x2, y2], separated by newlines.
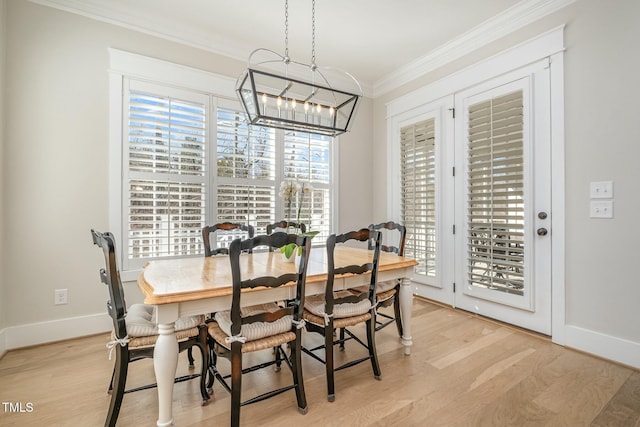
[237, 68, 360, 137]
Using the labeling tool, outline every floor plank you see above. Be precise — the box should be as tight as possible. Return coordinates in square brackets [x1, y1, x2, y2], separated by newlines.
[0, 299, 637, 426]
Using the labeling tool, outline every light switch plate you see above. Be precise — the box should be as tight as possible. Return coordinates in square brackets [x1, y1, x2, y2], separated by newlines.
[590, 200, 613, 218]
[590, 181, 613, 199]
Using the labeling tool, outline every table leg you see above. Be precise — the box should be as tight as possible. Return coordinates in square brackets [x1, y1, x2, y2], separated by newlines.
[154, 322, 178, 427]
[399, 277, 413, 355]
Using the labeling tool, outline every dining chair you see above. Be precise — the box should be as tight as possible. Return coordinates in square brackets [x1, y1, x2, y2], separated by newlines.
[337, 221, 406, 349]
[90, 229, 209, 427]
[302, 228, 382, 402]
[202, 222, 255, 256]
[369, 221, 407, 335]
[206, 232, 311, 427]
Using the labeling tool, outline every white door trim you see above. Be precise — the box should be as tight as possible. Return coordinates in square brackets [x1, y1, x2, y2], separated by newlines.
[386, 27, 565, 344]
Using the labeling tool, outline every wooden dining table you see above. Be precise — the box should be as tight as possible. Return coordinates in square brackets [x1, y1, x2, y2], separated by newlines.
[138, 246, 417, 427]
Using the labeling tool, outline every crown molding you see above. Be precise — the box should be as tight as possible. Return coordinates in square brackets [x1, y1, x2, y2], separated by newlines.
[372, 0, 577, 98]
[30, 0, 575, 100]
[29, 0, 250, 62]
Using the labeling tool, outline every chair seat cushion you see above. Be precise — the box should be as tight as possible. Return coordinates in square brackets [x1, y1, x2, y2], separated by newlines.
[304, 291, 371, 319]
[353, 279, 398, 295]
[125, 304, 204, 338]
[214, 303, 292, 342]
[376, 279, 398, 293]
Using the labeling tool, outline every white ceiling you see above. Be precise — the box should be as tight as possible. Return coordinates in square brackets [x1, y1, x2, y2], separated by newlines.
[33, 0, 572, 95]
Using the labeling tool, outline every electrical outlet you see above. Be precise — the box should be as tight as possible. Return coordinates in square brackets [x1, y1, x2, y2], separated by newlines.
[590, 181, 613, 199]
[590, 200, 613, 219]
[54, 289, 68, 305]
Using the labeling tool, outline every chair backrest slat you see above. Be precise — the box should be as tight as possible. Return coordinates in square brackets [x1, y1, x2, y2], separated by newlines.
[202, 222, 255, 256]
[266, 220, 307, 235]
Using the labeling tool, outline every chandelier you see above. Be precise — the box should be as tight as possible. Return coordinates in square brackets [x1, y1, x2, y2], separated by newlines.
[236, 0, 362, 137]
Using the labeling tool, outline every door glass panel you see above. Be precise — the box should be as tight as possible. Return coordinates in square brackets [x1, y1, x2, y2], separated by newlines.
[401, 118, 437, 277]
[467, 90, 524, 296]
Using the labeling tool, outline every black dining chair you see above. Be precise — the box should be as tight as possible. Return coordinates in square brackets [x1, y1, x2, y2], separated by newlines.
[91, 229, 208, 427]
[302, 228, 382, 402]
[206, 232, 311, 427]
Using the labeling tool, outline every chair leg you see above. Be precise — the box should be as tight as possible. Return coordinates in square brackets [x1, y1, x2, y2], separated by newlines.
[206, 338, 217, 394]
[291, 334, 308, 414]
[339, 328, 346, 350]
[230, 342, 243, 427]
[187, 347, 195, 368]
[197, 325, 210, 404]
[366, 316, 382, 380]
[324, 324, 336, 402]
[393, 294, 403, 338]
[275, 344, 282, 372]
[107, 366, 115, 395]
[105, 345, 129, 427]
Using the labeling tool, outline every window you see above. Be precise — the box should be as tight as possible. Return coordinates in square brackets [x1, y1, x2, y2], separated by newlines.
[110, 51, 335, 276]
[124, 80, 208, 271]
[215, 106, 276, 236]
[400, 119, 437, 278]
[283, 131, 332, 242]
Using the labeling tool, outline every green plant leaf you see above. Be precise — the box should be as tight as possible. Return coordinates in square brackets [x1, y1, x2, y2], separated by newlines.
[280, 243, 297, 258]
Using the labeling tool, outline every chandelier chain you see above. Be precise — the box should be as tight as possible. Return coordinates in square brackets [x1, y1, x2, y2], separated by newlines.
[311, 0, 316, 66]
[284, 0, 289, 59]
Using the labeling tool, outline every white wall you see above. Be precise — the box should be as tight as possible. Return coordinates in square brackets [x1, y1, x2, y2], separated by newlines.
[1, 0, 373, 347]
[373, 0, 640, 367]
[337, 97, 374, 232]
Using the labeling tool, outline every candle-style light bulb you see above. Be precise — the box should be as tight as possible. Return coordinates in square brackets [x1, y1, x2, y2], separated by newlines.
[290, 99, 297, 120]
[329, 106, 335, 117]
[277, 97, 282, 118]
[261, 94, 268, 114]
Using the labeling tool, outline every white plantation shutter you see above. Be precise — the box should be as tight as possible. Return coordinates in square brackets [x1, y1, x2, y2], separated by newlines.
[125, 81, 207, 266]
[283, 131, 332, 241]
[120, 79, 335, 272]
[216, 107, 276, 235]
[401, 119, 436, 277]
[467, 90, 525, 295]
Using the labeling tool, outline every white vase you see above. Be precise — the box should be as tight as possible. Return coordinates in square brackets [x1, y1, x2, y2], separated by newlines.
[282, 251, 296, 263]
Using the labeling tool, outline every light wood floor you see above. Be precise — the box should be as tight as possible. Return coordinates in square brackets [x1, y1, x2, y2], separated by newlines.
[1, 298, 638, 426]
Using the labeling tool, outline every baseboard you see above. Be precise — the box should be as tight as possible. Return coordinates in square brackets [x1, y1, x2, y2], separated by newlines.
[3, 313, 112, 351]
[0, 327, 7, 359]
[563, 325, 640, 370]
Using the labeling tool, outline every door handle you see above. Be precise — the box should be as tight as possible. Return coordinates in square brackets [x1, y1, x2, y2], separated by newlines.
[537, 228, 548, 236]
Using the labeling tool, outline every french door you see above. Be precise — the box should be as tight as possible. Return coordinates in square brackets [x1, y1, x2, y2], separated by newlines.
[453, 60, 552, 334]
